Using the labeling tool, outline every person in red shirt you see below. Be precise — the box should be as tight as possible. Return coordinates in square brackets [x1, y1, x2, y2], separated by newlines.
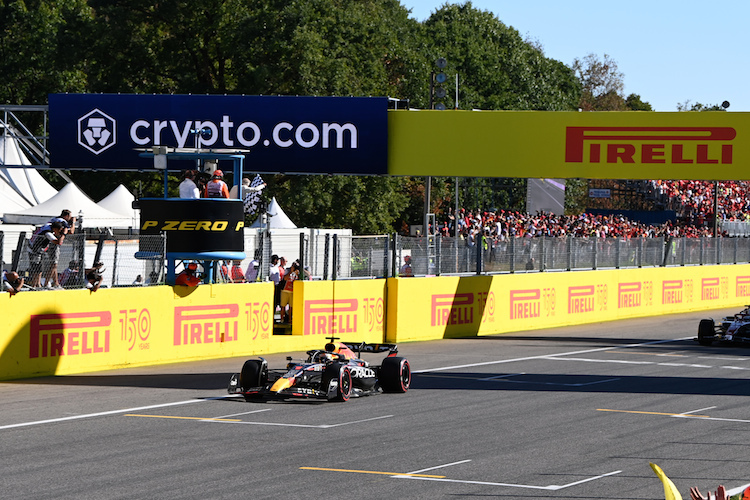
[204, 170, 230, 199]
[230, 260, 246, 282]
[176, 263, 201, 286]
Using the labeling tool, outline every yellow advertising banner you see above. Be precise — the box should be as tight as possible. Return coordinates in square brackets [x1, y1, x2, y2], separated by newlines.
[387, 264, 750, 343]
[0, 283, 276, 380]
[388, 110, 750, 180]
[293, 280, 386, 343]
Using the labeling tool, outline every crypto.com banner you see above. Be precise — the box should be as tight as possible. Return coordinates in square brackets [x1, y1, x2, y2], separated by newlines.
[388, 110, 750, 180]
[48, 94, 387, 174]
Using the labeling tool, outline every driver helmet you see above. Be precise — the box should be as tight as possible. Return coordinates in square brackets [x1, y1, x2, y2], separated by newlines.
[315, 352, 333, 364]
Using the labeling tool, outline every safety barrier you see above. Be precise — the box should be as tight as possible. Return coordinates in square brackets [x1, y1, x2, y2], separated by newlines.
[2, 263, 749, 380]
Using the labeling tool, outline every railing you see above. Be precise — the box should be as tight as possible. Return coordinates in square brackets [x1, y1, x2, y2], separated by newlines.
[6, 230, 750, 289]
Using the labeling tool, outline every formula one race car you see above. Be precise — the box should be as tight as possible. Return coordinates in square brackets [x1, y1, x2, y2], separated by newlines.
[697, 306, 750, 346]
[227, 337, 411, 402]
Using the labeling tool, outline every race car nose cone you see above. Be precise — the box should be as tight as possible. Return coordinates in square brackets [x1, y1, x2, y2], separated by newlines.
[270, 378, 293, 393]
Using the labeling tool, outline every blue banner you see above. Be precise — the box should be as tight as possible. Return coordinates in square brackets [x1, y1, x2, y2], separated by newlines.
[49, 94, 388, 174]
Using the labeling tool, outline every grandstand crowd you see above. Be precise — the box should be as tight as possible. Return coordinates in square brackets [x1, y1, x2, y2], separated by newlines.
[434, 180, 750, 241]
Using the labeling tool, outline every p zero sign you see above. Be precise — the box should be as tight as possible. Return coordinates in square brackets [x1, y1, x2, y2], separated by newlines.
[48, 94, 388, 174]
[137, 198, 244, 254]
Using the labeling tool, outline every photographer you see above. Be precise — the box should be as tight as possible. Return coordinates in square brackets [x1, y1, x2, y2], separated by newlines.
[3, 271, 24, 296]
[41, 209, 76, 289]
[86, 270, 102, 291]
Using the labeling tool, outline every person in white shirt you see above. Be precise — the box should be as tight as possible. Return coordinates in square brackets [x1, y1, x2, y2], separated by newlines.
[179, 170, 200, 199]
[245, 249, 261, 282]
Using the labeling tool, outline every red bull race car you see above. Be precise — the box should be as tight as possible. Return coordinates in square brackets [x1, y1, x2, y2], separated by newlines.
[697, 306, 750, 346]
[227, 337, 411, 402]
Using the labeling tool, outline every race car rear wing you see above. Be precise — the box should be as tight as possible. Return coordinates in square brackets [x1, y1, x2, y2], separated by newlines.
[339, 342, 398, 356]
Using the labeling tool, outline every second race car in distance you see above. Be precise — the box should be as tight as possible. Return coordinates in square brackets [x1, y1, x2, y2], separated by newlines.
[697, 305, 750, 346]
[227, 337, 411, 402]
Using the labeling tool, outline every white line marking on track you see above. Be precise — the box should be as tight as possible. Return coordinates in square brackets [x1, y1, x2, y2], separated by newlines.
[478, 373, 524, 381]
[214, 408, 273, 419]
[202, 414, 393, 428]
[391, 469, 623, 490]
[0, 396, 232, 431]
[412, 337, 694, 374]
[681, 406, 717, 415]
[404, 460, 472, 475]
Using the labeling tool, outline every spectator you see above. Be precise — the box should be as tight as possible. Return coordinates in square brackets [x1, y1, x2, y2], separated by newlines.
[245, 249, 261, 282]
[41, 210, 75, 289]
[399, 255, 413, 277]
[175, 262, 201, 286]
[230, 260, 246, 282]
[269, 254, 281, 314]
[86, 270, 103, 291]
[204, 169, 230, 199]
[132, 274, 143, 285]
[229, 177, 266, 200]
[27, 220, 65, 288]
[146, 271, 160, 285]
[85, 261, 105, 278]
[279, 260, 300, 323]
[3, 271, 24, 296]
[59, 260, 80, 288]
[179, 170, 200, 199]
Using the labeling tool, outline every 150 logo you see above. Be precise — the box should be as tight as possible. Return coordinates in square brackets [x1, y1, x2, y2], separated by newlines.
[120, 309, 151, 351]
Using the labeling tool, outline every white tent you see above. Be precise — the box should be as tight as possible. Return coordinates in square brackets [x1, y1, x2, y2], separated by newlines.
[98, 184, 139, 228]
[98, 184, 135, 215]
[3, 182, 136, 228]
[250, 197, 297, 229]
[0, 134, 58, 211]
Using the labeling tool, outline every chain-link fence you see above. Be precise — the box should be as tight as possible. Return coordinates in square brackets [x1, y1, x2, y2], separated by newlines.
[7, 232, 166, 290]
[7, 229, 750, 288]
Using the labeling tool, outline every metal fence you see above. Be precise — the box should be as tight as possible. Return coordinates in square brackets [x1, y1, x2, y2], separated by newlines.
[7, 230, 750, 289]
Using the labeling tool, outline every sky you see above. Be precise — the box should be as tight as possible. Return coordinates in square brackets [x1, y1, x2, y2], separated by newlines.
[404, 1, 750, 112]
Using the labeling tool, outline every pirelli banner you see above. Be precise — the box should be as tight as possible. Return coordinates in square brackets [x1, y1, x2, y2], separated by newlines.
[386, 265, 750, 343]
[137, 198, 244, 254]
[387, 110, 750, 180]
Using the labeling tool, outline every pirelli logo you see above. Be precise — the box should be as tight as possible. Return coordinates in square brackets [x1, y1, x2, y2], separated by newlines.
[173, 304, 239, 346]
[662, 280, 683, 305]
[431, 293, 474, 326]
[30, 312, 111, 358]
[304, 299, 358, 336]
[701, 278, 721, 301]
[565, 127, 736, 165]
[568, 286, 595, 314]
[510, 289, 541, 320]
[618, 282, 642, 308]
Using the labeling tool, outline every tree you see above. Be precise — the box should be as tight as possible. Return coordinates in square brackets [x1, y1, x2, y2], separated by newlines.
[0, 0, 92, 104]
[677, 100, 728, 112]
[572, 53, 625, 111]
[421, 2, 580, 111]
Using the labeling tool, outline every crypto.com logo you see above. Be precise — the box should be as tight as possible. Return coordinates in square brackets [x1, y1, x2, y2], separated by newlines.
[77, 109, 116, 154]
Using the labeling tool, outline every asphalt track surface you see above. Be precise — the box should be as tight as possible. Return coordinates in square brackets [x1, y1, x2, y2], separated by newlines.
[2, 308, 750, 499]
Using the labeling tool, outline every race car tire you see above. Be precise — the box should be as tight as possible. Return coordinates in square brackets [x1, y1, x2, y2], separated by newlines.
[380, 357, 411, 393]
[698, 319, 715, 346]
[322, 364, 352, 402]
[240, 359, 268, 389]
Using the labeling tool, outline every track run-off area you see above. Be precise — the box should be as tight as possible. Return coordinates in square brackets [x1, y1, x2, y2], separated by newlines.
[2, 308, 750, 499]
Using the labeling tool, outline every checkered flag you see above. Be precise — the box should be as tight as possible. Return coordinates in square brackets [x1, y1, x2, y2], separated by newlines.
[243, 174, 266, 215]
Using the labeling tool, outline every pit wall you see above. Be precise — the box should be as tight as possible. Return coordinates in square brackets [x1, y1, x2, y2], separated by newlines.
[1, 264, 748, 380]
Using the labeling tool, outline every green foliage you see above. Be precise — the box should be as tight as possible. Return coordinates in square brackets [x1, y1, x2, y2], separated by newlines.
[266, 174, 409, 234]
[676, 100, 727, 112]
[421, 2, 580, 110]
[625, 93, 653, 111]
[0, 0, 93, 104]
[1, 1, 650, 230]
